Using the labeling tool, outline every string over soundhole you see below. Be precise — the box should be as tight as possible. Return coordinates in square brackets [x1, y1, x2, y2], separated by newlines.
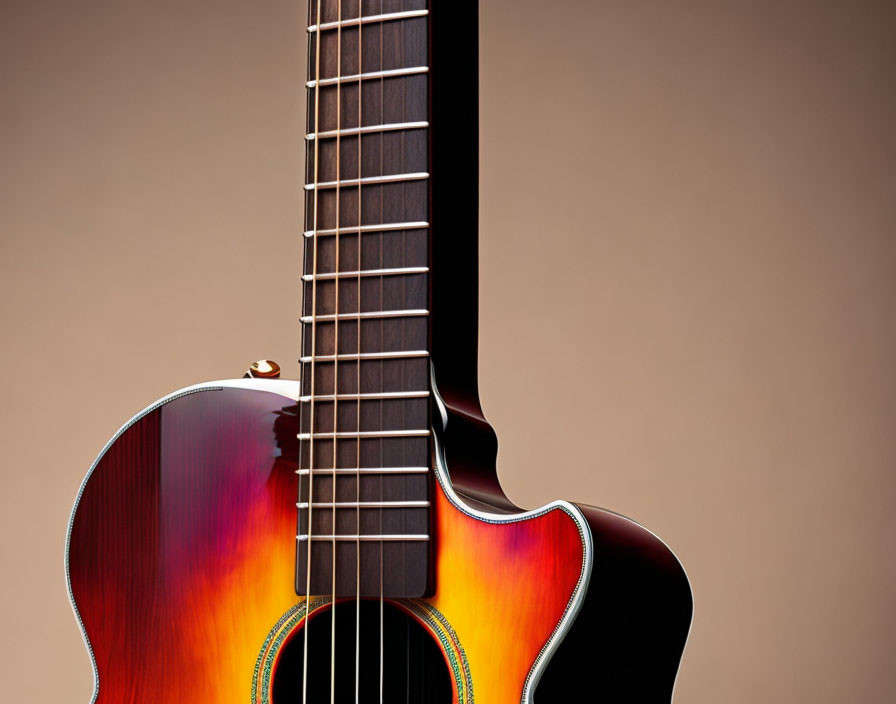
[265, 600, 456, 703]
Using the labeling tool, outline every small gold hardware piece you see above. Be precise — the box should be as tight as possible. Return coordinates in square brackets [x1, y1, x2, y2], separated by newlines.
[246, 360, 281, 379]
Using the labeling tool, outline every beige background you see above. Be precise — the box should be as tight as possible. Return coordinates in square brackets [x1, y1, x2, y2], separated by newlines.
[2, 0, 895, 701]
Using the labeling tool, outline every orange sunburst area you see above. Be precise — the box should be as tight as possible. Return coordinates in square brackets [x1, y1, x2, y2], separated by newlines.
[68, 387, 585, 703]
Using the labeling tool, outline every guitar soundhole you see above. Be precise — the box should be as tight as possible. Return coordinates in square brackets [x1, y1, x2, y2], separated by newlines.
[270, 601, 453, 703]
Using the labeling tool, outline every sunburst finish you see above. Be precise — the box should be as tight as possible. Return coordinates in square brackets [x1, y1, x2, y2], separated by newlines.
[68, 380, 590, 703]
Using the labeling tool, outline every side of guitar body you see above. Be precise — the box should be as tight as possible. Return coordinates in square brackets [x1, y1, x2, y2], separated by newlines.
[67, 379, 691, 703]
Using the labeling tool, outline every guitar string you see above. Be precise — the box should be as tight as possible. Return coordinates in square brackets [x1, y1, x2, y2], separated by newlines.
[331, 1, 344, 701]
[354, 1, 364, 701]
[402, 20, 409, 700]
[407, 13, 415, 698]
[378, 2, 385, 699]
[303, 0, 324, 701]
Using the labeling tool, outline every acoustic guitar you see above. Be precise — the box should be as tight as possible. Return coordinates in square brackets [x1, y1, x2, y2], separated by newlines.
[66, 2, 692, 702]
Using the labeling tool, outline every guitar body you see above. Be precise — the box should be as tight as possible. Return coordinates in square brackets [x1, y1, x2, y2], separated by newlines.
[67, 378, 691, 703]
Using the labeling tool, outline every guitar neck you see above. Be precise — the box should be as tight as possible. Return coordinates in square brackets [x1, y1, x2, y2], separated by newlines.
[297, 0, 480, 597]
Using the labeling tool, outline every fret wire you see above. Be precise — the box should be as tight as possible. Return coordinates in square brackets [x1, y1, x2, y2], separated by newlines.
[306, 66, 428, 89]
[299, 309, 429, 323]
[308, 9, 429, 34]
[306, 121, 428, 141]
[304, 172, 429, 191]
[303, 222, 428, 238]
[302, 266, 428, 281]
[297, 534, 430, 542]
[298, 392, 429, 403]
[299, 351, 429, 363]
[297, 430, 431, 440]
[297, 501, 430, 509]
[298, 392, 429, 404]
[296, 467, 429, 476]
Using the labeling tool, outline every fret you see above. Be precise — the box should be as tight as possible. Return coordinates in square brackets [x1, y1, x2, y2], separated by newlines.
[299, 360, 428, 400]
[308, 136, 427, 185]
[298, 391, 429, 402]
[302, 266, 428, 281]
[310, 13, 427, 81]
[298, 429, 430, 440]
[297, 474, 427, 490]
[299, 350, 429, 363]
[304, 172, 429, 191]
[300, 308, 428, 323]
[296, 473, 429, 565]
[297, 534, 429, 542]
[303, 222, 428, 238]
[302, 319, 427, 356]
[308, 10, 429, 34]
[297, 501, 430, 509]
[299, 440, 429, 468]
[302, 249, 427, 307]
[306, 66, 428, 89]
[306, 121, 429, 141]
[301, 274, 426, 316]
[309, 77, 428, 134]
[306, 183, 428, 230]
[299, 402, 429, 435]
[296, 467, 429, 476]
[298, 472, 427, 494]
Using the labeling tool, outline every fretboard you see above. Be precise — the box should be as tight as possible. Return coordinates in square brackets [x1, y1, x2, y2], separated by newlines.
[297, 0, 432, 598]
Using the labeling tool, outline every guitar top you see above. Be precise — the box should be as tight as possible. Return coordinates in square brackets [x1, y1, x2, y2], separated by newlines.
[67, 2, 692, 702]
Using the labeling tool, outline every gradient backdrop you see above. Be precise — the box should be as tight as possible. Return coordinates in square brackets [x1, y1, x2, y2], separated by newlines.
[1, 0, 895, 701]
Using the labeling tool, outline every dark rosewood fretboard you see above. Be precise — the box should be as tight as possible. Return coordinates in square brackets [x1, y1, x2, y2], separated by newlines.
[297, 0, 469, 598]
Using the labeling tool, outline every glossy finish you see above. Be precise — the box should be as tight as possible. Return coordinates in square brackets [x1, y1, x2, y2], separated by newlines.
[70, 0, 692, 698]
[535, 505, 693, 701]
[248, 359, 281, 378]
[68, 380, 589, 703]
[68, 384, 298, 701]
